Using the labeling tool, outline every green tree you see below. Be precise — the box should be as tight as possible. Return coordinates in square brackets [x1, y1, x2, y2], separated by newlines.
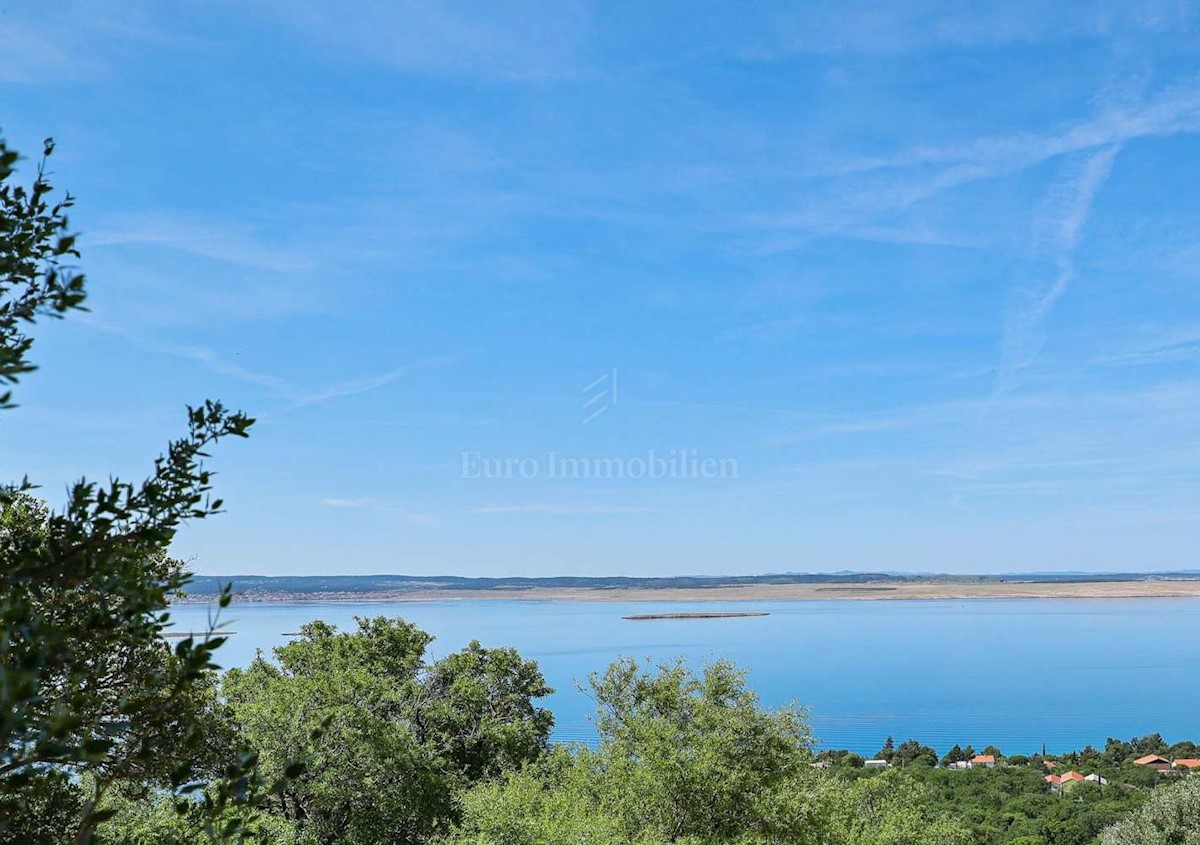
[1099, 775, 1200, 845]
[419, 640, 555, 781]
[893, 739, 939, 768]
[941, 745, 968, 766]
[586, 658, 815, 842]
[0, 134, 286, 844]
[443, 751, 667, 845]
[821, 771, 969, 845]
[445, 659, 829, 845]
[876, 736, 896, 762]
[94, 781, 298, 845]
[223, 617, 553, 845]
[0, 136, 85, 405]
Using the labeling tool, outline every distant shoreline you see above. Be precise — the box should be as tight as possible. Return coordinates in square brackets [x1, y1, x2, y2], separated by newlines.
[177, 579, 1200, 604]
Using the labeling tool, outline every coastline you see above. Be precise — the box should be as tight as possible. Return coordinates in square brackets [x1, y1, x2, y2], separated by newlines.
[186, 579, 1200, 604]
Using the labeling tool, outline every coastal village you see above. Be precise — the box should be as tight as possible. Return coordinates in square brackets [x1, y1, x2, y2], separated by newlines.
[815, 741, 1200, 794]
[1040, 756, 1199, 790]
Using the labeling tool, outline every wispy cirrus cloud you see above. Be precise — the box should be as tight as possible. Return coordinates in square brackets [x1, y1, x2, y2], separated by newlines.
[288, 360, 451, 409]
[186, 350, 450, 410]
[751, 75, 1200, 254]
[358, 413, 499, 428]
[994, 143, 1122, 393]
[0, 2, 167, 84]
[749, 75, 1200, 394]
[80, 317, 450, 409]
[717, 315, 805, 343]
[89, 214, 314, 272]
[1094, 340, 1200, 367]
[471, 504, 657, 515]
[764, 0, 1194, 57]
[173, 344, 297, 395]
[253, 0, 591, 80]
[322, 497, 441, 526]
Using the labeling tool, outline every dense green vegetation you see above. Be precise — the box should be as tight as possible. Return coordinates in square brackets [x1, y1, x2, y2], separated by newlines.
[221, 619, 553, 844]
[3, 134, 1197, 844]
[814, 734, 1200, 845]
[1, 134, 296, 844]
[841, 763, 1141, 845]
[1099, 775, 1200, 845]
[95, 635, 970, 845]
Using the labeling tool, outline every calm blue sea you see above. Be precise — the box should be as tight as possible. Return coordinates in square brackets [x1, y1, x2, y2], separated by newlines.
[169, 598, 1200, 756]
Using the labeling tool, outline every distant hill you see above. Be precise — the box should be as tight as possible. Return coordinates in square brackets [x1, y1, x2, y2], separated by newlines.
[181, 570, 1200, 600]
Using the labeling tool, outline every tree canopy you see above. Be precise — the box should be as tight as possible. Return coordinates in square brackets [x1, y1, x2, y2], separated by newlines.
[221, 618, 554, 845]
[1, 133, 287, 844]
[1099, 775, 1200, 845]
[446, 659, 966, 845]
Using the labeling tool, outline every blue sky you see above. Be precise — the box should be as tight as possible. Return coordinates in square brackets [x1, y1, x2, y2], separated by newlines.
[3, 1, 1200, 576]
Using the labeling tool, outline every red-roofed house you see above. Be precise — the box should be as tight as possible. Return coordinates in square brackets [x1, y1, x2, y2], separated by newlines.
[1043, 760, 1058, 770]
[1058, 771, 1085, 792]
[1047, 771, 1088, 792]
[1047, 771, 1110, 792]
[1173, 759, 1200, 771]
[1134, 755, 1172, 773]
[969, 755, 996, 769]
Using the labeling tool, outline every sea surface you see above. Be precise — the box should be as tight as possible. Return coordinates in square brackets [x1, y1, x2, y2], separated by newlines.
[170, 597, 1200, 756]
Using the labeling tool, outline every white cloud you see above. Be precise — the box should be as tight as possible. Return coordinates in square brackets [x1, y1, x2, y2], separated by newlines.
[80, 318, 449, 409]
[0, 19, 88, 83]
[717, 315, 805, 343]
[471, 504, 657, 515]
[322, 497, 441, 526]
[288, 358, 451, 409]
[1093, 339, 1200, 367]
[90, 214, 313, 272]
[995, 143, 1121, 392]
[765, 75, 1200, 242]
[0, 3, 165, 84]
[257, 0, 591, 80]
[764, 0, 1195, 56]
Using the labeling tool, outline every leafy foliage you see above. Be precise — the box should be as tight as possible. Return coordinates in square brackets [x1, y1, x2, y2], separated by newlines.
[820, 770, 970, 845]
[0, 137, 85, 409]
[1099, 774, 1200, 845]
[872, 737, 939, 768]
[221, 618, 554, 845]
[814, 736, 1197, 845]
[446, 660, 965, 845]
[0, 133, 292, 844]
[442, 751, 661, 845]
[585, 658, 814, 842]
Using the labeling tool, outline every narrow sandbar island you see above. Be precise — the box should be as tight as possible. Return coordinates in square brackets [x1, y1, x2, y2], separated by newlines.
[623, 612, 770, 621]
